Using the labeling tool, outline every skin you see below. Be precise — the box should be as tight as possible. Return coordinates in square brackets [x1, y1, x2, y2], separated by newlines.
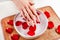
[12, 0, 40, 26]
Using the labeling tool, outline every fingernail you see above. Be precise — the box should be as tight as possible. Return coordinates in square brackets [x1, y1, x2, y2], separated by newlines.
[31, 23, 34, 26]
[36, 10, 40, 15]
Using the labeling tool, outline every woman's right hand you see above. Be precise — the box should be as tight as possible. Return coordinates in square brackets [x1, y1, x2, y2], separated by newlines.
[12, 0, 40, 26]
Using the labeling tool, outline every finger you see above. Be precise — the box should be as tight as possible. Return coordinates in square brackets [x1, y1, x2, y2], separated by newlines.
[20, 10, 30, 26]
[22, 6, 32, 22]
[20, 10, 25, 19]
[28, 5, 40, 22]
[20, 9, 34, 26]
[21, 5, 35, 26]
[29, 20, 35, 26]
[24, 5, 36, 24]
[26, 21, 30, 26]
[21, 11, 34, 26]
[28, 5, 37, 17]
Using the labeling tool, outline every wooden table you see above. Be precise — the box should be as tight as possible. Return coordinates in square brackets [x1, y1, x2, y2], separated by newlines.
[1, 6, 60, 40]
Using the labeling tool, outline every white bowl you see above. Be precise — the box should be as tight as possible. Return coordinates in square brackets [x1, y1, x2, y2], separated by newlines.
[14, 11, 48, 39]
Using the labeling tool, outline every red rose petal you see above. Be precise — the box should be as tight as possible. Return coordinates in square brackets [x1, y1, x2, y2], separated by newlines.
[48, 21, 54, 29]
[56, 25, 60, 34]
[11, 34, 20, 40]
[36, 10, 40, 15]
[22, 22, 28, 29]
[6, 28, 13, 34]
[15, 21, 22, 26]
[44, 11, 50, 18]
[27, 31, 35, 36]
[7, 20, 13, 26]
[29, 25, 36, 31]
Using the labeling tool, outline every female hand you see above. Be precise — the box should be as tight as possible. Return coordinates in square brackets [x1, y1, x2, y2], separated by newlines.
[12, 0, 40, 26]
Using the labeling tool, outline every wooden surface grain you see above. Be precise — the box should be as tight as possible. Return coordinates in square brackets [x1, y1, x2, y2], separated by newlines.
[1, 6, 60, 40]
